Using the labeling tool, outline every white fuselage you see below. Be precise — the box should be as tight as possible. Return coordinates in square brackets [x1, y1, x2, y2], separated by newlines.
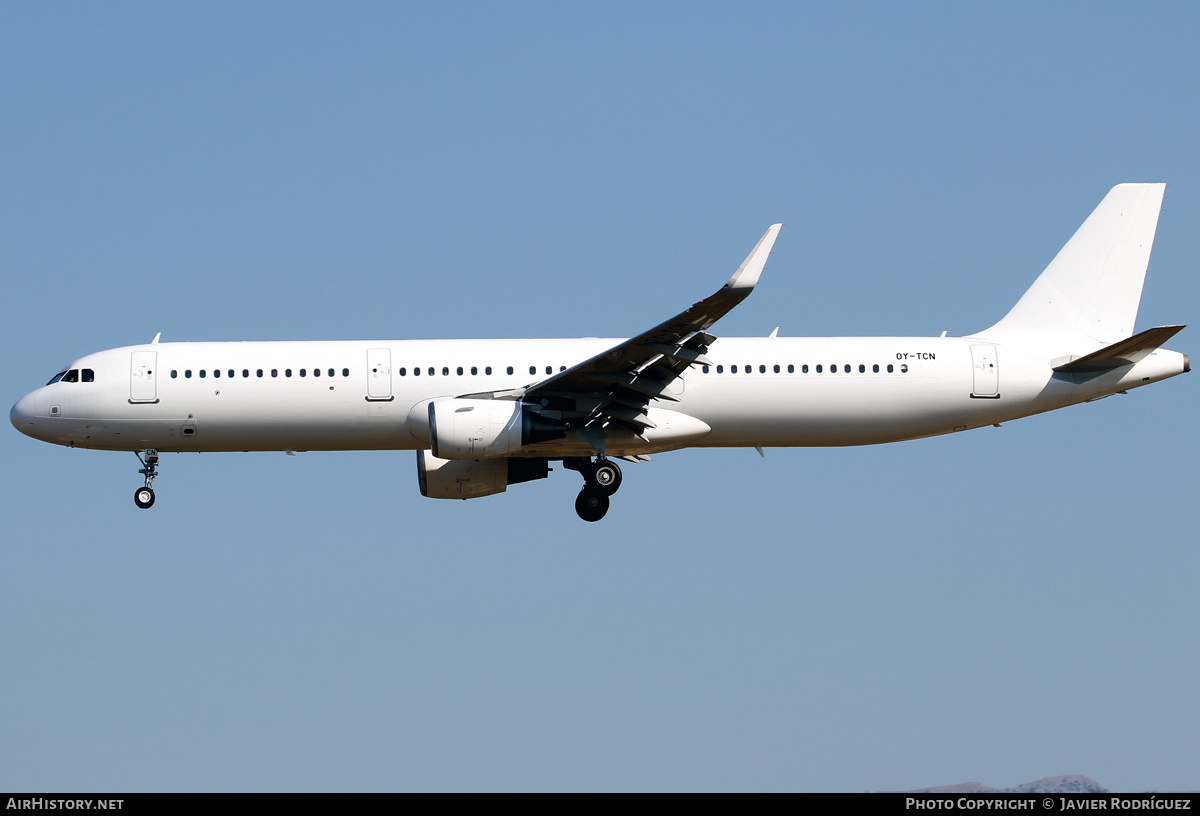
[11, 335, 1188, 456]
[9, 185, 1187, 519]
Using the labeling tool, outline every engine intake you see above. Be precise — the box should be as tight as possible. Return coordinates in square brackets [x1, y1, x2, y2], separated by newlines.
[428, 398, 563, 460]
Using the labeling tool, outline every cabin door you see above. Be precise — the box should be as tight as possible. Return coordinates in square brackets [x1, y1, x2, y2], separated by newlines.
[130, 351, 158, 403]
[970, 344, 999, 398]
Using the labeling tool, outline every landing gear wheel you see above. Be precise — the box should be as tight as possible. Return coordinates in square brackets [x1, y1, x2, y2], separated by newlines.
[575, 488, 610, 522]
[588, 459, 622, 496]
[134, 449, 160, 509]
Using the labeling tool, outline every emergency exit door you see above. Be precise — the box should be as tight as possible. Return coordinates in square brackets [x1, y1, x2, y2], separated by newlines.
[366, 348, 392, 400]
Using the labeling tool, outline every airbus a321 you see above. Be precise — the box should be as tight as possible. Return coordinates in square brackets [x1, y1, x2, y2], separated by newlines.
[10, 183, 1189, 521]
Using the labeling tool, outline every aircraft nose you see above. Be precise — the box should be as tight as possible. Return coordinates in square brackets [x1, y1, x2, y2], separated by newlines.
[10, 392, 36, 434]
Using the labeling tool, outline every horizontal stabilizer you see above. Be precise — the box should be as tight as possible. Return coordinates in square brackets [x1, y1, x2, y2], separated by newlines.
[1052, 325, 1185, 373]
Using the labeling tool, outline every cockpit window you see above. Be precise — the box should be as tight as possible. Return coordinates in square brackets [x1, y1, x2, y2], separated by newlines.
[46, 370, 68, 385]
[61, 369, 79, 383]
[82, 369, 95, 382]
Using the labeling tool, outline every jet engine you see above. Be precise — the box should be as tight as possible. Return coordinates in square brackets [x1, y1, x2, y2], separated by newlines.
[428, 398, 563, 460]
[417, 451, 550, 499]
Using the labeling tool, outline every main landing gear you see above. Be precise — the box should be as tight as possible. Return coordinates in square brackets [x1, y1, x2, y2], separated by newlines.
[566, 456, 623, 522]
[134, 449, 159, 509]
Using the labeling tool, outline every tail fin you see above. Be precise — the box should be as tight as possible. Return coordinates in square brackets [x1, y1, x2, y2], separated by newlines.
[979, 183, 1165, 343]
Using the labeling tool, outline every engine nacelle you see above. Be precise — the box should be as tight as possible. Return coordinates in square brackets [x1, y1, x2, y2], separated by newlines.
[428, 398, 563, 460]
[417, 451, 549, 499]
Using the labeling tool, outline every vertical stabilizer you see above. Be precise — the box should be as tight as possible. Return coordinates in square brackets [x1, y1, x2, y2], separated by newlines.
[980, 183, 1165, 343]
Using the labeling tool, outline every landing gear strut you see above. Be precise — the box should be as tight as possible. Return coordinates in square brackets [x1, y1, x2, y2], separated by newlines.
[134, 449, 159, 509]
[567, 456, 623, 522]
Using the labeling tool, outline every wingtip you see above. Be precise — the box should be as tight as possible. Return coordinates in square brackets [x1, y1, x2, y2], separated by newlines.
[726, 224, 783, 290]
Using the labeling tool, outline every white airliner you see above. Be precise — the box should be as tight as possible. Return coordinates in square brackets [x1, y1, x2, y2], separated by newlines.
[10, 183, 1189, 521]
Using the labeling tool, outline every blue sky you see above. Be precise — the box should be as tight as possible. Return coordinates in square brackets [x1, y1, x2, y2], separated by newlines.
[2, 1, 1197, 792]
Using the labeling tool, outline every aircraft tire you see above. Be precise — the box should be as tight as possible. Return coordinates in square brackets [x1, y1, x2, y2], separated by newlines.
[588, 460, 622, 496]
[134, 486, 155, 509]
[575, 488, 609, 522]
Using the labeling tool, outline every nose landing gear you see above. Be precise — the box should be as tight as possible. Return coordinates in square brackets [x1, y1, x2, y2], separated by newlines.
[566, 456, 623, 522]
[134, 449, 159, 509]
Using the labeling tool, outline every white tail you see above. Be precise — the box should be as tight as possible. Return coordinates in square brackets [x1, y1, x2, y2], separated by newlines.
[980, 183, 1165, 343]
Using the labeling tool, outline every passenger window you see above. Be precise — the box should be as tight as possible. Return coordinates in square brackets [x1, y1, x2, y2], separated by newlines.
[428, 368, 434, 376]
[546, 366, 552, 375]
[816, 365, 822, 373]
[887, 364, 893, 373]
[773, 365, 780, 373]
[413, 367, 420, 376]
[471, 367, 477, 375]
[901, 364, 908, 373]
[171, 370, 178, 379]
[485, 367, 492, 375]
[285, 369, 292, 377]
[443, 367, 449, 376]
[313, 368, 320, 377]
[328, 369, 334, 377]
[801, 365, 808, 373]
[342, 369, 349, 377]
[529, 366, 536, 375]
[731, 365, 738, 373]
[746, 365, 752, 374]
[873, 364, 879, 373]
[228, 369, 235, 378]
[844, 365, 851, 373]
[299, 369, 306, 377]
[257, 369, 264, 378]
[759, 365, 766, 373]
[702, 365, 710, 373]
[506, 366, 513, 375]
[788, 365, 795, 373]
[859, 364, 865, 373]
[214, 369, 221, 379]
[200, 370, 207, 378]
[399, 368, 407, 376]
[243, 369, 250, 378]
[716, 365, 724, 373]
[457, 367, 463, 376]
[271, 369, 278, 378]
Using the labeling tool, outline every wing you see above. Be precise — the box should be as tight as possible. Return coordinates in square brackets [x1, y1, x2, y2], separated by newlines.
[513, 224, 782, 440]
